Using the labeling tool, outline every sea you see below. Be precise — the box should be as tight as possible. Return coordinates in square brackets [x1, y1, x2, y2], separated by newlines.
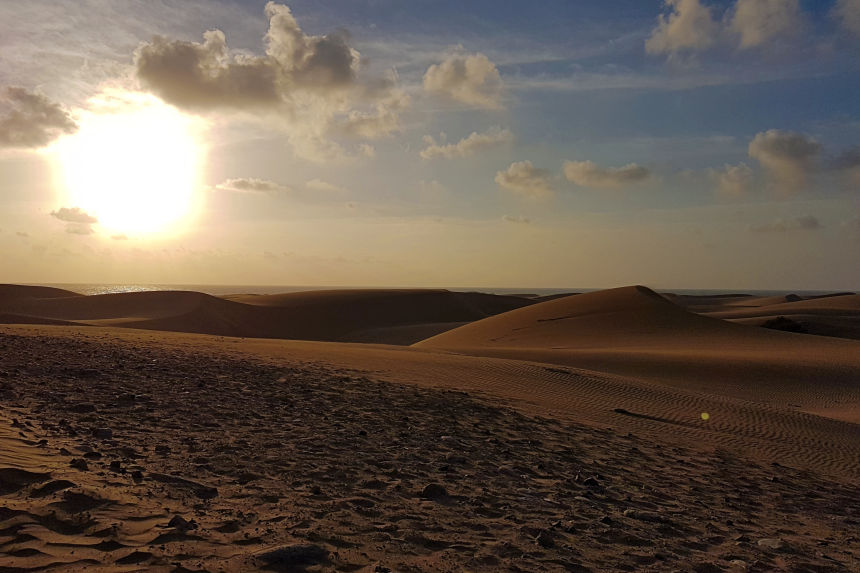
[34, 284, 852, 298]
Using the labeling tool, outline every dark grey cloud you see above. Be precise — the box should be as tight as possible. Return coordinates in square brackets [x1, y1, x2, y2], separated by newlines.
[748, 130, 820, 191]
[0, 87, 77, 148]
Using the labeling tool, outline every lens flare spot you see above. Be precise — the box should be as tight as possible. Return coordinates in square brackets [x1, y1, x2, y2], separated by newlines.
[701, 412, 710, 421]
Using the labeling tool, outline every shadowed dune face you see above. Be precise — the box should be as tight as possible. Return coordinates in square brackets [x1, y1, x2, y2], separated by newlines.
[0, 284, 82, 301]
[0, 287, 533, 345]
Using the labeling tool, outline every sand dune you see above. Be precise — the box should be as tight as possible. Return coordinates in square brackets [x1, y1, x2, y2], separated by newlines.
[416, 286, 860, 420]
[0, 286, 532, 345]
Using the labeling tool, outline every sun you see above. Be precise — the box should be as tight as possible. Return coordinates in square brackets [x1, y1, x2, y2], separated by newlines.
[53, 93, 204, 237]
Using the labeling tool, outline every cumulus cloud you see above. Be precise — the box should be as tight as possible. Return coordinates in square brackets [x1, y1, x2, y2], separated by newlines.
[215, 178, 290, 194]
[503, 215, 531, 224]
[338, 86, 409, 139]
[729, 0, 802, 49]
[563, 160, 650, 188]
[751, 215, 822, 233]
[646, 0, 719, 56]
[421, 127, 513, 159]
[834, 0, 860, 35]
[306, 178, 347, 193]
[50, 207, 98, 224]
[135, 3, 358, 109]
[709, 162, 754, 195]
[748, 130, 820, 191]
[494, 161, 554, 197]
[0, 87, 77, 148]
[423, 51, 503, 109]
[134, 2, 405, 160]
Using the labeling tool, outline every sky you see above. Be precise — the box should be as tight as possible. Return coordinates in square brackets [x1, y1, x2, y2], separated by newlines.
[0, 0, 858, 290]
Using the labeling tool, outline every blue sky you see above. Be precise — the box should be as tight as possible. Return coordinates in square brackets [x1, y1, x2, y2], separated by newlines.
[0, 0, 858, 289]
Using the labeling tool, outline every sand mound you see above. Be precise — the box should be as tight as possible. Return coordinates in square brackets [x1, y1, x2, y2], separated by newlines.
[0, 284, 81, 301]
[416, 286, 860, 419]
[0, 288, 532, 345]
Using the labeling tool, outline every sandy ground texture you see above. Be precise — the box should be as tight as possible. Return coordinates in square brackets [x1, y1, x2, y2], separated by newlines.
[0, 284, 858, 571]
[0, 326, 858, 572]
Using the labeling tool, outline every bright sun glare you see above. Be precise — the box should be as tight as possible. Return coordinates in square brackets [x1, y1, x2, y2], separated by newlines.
[54, 93, 203, 237]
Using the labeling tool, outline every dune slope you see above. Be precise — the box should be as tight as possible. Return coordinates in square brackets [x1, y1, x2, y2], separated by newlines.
[416, 286, 860, 419]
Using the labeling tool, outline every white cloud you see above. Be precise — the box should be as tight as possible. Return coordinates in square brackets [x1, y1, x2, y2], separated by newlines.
[748, 129, 820, 191]
[494, 161, 554, 197]
[834, 0, 860, 35]
[306, 178, 348, 193]
[420, 127, 513, 159]
[50, 207, 97, 224]
[133, 2, 406, 162]
[563, 160, 650, 188]
[729, 0, 802, 49]
[0, 87, 77, 148]
[423, 50, 503, 109]
[709, 162, 754, 195]
[215, 178, 290, 194]
[646, 0, 719, 56]
[751, 215, 822, 233]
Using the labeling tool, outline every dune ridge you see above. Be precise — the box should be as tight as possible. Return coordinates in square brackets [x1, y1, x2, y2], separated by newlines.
[0, 286, 533, 345]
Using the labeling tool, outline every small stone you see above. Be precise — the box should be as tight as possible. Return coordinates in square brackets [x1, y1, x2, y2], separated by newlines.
[131, 470, 144, 482]
[168, 515, 197, 531]
[92, 428, 113, 440]
[757, 538, 783, 550]
[583, 477, 601, 488]
[70, 458, 88, 471]
[535, 530, 555, 548]
[421, 483, 448, 499]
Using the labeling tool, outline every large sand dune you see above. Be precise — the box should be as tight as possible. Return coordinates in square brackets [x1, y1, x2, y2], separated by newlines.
[416, 286, 860, 420]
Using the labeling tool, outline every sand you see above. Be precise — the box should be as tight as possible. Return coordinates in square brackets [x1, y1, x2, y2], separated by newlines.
[0, 284, 858, 571]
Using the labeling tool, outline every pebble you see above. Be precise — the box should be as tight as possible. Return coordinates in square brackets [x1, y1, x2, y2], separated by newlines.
[92, 428, 113, 440]
[756, 538, 783, 550]
[421, 483, 448, 499]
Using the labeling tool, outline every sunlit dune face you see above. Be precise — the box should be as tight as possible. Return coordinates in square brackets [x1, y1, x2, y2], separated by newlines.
[54, 94, 204, 237]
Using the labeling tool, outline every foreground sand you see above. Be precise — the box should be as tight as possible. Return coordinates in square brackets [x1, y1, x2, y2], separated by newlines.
[1, 324, 858, 572]
[1, 284, 859, 571]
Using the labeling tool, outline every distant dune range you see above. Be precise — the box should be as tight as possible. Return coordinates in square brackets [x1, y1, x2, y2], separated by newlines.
[0, 286, 531, 345]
